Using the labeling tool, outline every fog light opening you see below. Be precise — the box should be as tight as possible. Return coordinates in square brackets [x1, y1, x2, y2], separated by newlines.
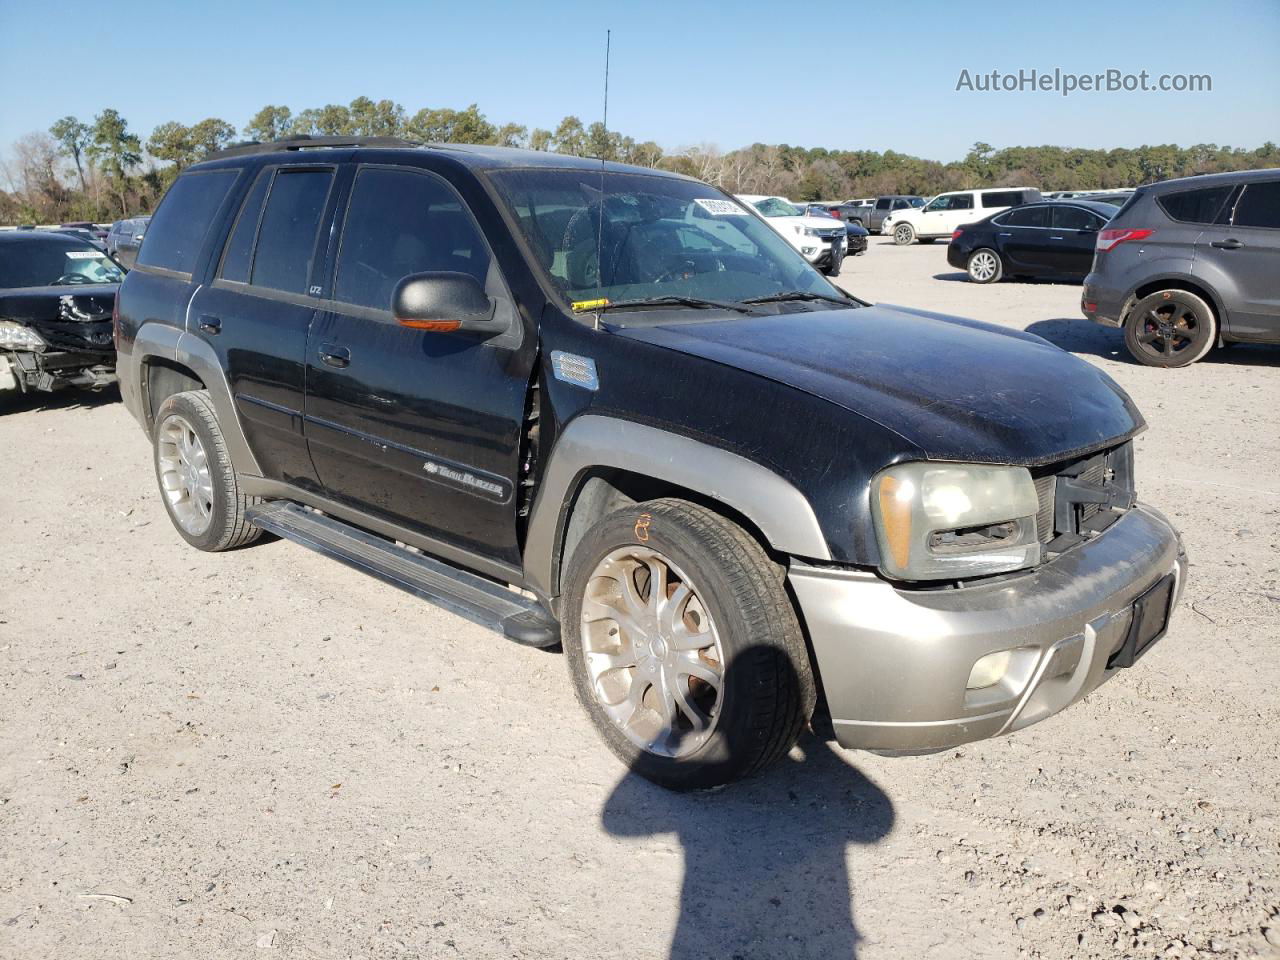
[967, 649, 1014, 690]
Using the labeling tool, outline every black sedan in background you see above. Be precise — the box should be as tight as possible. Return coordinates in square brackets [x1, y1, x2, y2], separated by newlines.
[0, 232, 122, 398]
[947, 200, 1115, 283]
[845, 219, 869, 254]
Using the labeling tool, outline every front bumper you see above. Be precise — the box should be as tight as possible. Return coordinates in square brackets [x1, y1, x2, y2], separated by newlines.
[789, 504, 1185, 751]
[0, 349, 116, 393]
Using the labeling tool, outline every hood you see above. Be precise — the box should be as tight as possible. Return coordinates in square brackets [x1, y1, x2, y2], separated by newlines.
[613, 304, 1144, 466]
[0, 284, 118, 323]
[766, 214, 845, 233]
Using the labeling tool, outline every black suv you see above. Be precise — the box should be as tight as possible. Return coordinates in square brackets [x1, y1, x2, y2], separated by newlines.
[116, 136, 1186, 788]
[1082, 168, 1280, 367]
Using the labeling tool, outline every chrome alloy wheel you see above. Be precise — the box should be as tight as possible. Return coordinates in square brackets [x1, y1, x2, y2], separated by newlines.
[580, 547, 725, 758]
[156, 413, 214, 536]
[894, 223, 913, 244]
[968, 249, 999, 281]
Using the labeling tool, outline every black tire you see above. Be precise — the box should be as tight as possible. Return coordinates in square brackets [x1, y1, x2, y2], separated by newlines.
[892, 222, 915, 245]
[1123, 289, 1216, 368]
[966, 248, 1003, 283]
[562, 498, 815, 790]
[152, 389, 262, 551]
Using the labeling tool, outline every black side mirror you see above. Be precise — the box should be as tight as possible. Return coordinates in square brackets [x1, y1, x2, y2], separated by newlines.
[392, 271, 500, 334]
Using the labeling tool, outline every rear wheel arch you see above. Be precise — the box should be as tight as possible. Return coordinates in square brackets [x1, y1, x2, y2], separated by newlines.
[1125, 276, 1224, 328]
[143, 357, 205, 428]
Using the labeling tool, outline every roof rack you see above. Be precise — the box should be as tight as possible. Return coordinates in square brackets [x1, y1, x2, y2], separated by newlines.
[207, 135, 421, 160]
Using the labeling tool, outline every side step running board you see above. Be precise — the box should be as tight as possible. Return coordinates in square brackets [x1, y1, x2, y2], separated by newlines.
[247, 501, 560, 648]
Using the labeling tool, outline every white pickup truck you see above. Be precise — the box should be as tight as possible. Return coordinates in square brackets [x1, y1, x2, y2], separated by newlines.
[736, 194, 848, 275]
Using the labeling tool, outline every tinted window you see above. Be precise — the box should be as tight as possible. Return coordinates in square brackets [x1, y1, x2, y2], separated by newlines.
[136, 170, 237, 274]
[981, 190, 1024, 208]
[929, 194, 973, 211]
[250, 169, 333, 293]
[1232, 180, 1280, 228]
[1157, 185, 1234, 224]
[1004, 206, 1050, 228]
[219, 169, 272, 283]
[1052, 206, 1104, 230]
[875, 198, 891, 210]
[335, 168, 491, 311]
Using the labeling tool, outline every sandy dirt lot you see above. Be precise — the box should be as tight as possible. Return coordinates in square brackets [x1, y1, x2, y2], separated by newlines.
[2, 239, 1278, 960]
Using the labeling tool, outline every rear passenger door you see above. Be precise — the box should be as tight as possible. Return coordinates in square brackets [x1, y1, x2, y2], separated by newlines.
[1048, 205, 1106, 277]
[190, 164, 341, 486]
[304, 164, 533, 567]
[1210, 178, 1280, 338]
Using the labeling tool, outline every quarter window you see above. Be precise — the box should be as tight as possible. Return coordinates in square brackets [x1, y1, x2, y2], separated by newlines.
[335, 168, 491, 312]
[1157, 185, 1234, 224]
[135, 170, 237, 275]
[250, 169, 334, 294]
[981, 190, 1025, 208]
[1232, 180, 1280, 228]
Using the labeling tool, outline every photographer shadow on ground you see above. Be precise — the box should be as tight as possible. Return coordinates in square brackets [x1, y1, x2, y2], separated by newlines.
[600, 645, 896, 960]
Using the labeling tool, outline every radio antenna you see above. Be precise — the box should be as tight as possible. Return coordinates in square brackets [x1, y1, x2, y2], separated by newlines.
[593, 28, 611, 330]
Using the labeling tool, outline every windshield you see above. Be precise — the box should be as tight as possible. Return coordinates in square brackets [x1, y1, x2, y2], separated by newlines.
[0, 237, 124, 289]
[751, 197, 802, 218]
[489, 170, 840, 309]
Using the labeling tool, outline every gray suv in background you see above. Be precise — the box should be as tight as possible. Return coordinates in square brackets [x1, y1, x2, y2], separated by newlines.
[1082, 169, 1280, 367]
[105, 216, 150, 266]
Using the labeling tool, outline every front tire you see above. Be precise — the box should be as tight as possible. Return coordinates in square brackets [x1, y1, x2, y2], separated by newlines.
[1123, 289, 1216, 368]
[562, 498, 815, 790]
[152, 390, 261, 551]
[893, 222, 916, 245]
[967, 248, 1003, 283]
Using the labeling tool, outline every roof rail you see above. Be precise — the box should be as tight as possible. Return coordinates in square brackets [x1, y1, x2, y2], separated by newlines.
[207, 135, 421, 161]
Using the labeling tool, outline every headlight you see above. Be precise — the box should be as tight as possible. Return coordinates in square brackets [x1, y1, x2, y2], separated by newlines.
[871, 462, 1041, 580]
[0, 320, 47, 352]
[803, 227, 823, 237]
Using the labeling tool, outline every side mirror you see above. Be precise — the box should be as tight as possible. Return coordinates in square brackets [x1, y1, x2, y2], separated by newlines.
[392, 271, 499, 334]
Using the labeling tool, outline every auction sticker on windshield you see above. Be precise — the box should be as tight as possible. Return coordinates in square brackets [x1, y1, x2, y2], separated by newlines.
[694, 198, 745, 216]
[65, 251, 102, 258]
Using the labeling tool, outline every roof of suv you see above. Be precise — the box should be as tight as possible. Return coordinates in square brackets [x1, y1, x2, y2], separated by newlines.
[1139, 167, 1280, 193]
[197, 137, 694, 181]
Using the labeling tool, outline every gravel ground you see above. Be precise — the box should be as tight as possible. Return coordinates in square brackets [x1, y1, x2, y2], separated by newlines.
[2, 239, 1278, 960]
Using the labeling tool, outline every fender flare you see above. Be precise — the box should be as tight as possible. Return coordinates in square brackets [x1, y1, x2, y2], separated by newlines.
[522, 414, 831, 598]
[131, 321, 262, 476]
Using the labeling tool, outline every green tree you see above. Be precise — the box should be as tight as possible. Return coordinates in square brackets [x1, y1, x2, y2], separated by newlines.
[147, 121, 195, 168]
[405, 104, 495, 143]
[550, 116, 588, 155]
[243, 104, 293, 142]
[528, 128, 553, 151]
[290, 104, 353, 136]
[189, 117, 236, 156]
[88, 109, 142, 215]
[49, 116, 92, 191]
[347, 97, 405, 137]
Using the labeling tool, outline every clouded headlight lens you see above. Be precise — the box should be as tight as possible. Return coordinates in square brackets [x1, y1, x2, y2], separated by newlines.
[871, 462, 1041, 580]
[0, 320, 47, 352]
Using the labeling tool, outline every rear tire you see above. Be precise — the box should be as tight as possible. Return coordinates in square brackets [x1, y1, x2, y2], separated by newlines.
[1123, 289, 1216, 368]
[893, 222, 916, 245]
[562, 498, 815, 790]
[966, 248, 1003, 283]
[152, 390, 261, 551]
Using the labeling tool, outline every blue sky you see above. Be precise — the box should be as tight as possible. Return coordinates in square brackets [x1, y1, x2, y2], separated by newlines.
[1, 0, 1277, 162]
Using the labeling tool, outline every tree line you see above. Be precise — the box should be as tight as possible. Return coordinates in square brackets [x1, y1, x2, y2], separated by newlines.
[3, 97, 1277, 224]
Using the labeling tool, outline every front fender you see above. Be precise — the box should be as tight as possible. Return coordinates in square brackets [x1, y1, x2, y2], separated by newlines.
[522, 414, 831, 598]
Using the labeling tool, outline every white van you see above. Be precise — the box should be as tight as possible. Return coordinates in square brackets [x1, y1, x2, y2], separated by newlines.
[883, 188, 1041, 244]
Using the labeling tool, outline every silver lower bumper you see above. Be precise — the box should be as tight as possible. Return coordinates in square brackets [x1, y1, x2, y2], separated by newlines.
[790, 504, 1185, 751]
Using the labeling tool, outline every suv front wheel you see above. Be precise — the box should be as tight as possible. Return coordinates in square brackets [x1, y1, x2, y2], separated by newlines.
[893, 222, 916, 245]
[1123, 289, 1216, 368]
[562, 498, 815, 790]
[152, 390, 262, 551]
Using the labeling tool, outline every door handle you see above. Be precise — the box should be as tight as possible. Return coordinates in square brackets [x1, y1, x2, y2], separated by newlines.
[997, 232, 1012, 237]
[318, 344, 350, 368]
[198, 315, 221, 334]
[1210, 238, 1244, 249]
[1049, 235, 1065, 240]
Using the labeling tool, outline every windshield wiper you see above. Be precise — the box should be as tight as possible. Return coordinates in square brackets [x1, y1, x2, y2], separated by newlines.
[740, 290, 858, 307]
[594, 295, 757, 314]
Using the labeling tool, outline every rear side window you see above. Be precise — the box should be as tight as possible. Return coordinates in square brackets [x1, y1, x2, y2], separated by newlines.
[250, 169, 334, 294]
[1052, 206, 1105, 230]
[1157, 185, 1234, 224]
[1003, 206, 1050, 227]
[136, 170, 238, 275]
[219, 169, 272, 283]
[1232, 180, 1280, 228]
[982, 190, 1024, 208]
[334, 167, 491, 312]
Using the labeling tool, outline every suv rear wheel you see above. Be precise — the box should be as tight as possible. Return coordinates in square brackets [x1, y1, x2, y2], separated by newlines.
[1123, 289, 1216, 368]
[152, 390, 261, 551]
[562, 498, 814, 790]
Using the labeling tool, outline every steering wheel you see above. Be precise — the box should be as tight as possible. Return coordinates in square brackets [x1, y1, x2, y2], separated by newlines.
[51, 273, 96, 286]
[654, 258, 698, 284]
